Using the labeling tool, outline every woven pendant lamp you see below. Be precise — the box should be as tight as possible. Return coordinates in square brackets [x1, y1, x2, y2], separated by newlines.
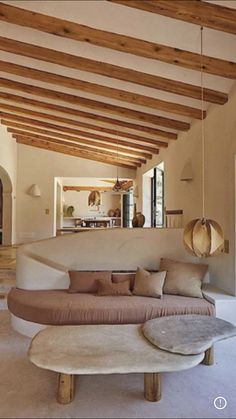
[183, 27, 224, 258]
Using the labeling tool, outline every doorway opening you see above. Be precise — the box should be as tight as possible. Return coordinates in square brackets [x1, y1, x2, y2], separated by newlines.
[151, 162, 164, 228]
[54, 177, 134, 235]
[142, 162, 164, 228]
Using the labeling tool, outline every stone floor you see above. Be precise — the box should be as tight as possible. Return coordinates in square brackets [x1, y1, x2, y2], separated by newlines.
[0, 246, 17, 301]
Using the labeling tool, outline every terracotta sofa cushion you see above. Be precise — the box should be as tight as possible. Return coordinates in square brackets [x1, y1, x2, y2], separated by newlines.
[8, 287, 215, 326]
[68, 271, 112, 293]
[97, 279, 132, 296]
[111, 272, 136, 290]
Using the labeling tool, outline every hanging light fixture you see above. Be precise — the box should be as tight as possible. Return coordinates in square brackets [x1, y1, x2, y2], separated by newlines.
[183, 27, 224, 258]
[113, 138, 123, 192]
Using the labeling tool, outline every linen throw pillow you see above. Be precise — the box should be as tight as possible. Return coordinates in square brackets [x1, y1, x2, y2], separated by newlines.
[68, 271, 112, 293]
[111, 272, 136, 291]
[133, 267, 166, 298]
[97, 279, 132, 296]
[159, 258, 208, 298]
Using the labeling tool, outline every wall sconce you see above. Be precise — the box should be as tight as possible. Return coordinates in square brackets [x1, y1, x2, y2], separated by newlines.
[28, 184, 41, 197]
[180, 161, 193, 182]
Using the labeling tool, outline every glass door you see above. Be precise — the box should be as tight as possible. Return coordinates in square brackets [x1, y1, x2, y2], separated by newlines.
[151, 164, 164, 227]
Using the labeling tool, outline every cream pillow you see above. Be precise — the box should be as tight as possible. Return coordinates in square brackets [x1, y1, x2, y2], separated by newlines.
[133, 267, 166, 298]
[160, 258, 208, 299]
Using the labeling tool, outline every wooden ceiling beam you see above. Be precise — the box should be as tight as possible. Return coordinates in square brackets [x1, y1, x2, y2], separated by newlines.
[0, 102, 171, 146]
[11, 132, 143, 165]
[0, 91, 177, 139]
[63, 181, 133, 192]
[0, 60, 204, 119]
[0, 112, 167, 152]
[6, 125, 152, 160]
[110, 0, 236, 35]
[0, 7, 235, 79]
[14, 135, 139, 169]
[63, 186, 114, 192]
[7, 126, 158, 157]
[0, 77, 190, 131]
[7, 127, 152, 161]
[0, 60, 228, 106]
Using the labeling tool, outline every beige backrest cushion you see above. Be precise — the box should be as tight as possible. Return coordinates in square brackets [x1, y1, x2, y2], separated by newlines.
[68, 271, 112, 293]
[133, 267, 166, 298]
[160, 258, 208, 298]
[97, 279, 132, 296]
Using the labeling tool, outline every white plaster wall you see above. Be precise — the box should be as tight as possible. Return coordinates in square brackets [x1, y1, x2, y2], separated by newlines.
[0, 124, 17, 244]
[136, 84, 236, 296]
[16, 228, 202, 290]
[16, 145, 135, 243]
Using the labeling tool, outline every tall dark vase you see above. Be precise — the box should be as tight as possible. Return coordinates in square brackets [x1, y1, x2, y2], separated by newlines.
[132, 204, 145, 228]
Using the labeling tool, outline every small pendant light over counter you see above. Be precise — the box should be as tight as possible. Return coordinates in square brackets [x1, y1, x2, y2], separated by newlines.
[183, 27, 224, 258]
[113, 138, 123, 192]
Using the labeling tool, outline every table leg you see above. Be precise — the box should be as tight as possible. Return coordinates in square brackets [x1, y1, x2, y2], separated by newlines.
[57, 373, 75, 404]
[202, 346, 214, 366]
[144, 373, 161, 402]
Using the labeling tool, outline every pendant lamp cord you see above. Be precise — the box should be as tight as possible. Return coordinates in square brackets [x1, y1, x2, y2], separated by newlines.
[200, 26, 205, 220]
[116, 138, 119, 180]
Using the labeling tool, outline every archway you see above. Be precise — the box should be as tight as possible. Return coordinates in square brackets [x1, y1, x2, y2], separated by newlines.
[0, 165, 13, 245]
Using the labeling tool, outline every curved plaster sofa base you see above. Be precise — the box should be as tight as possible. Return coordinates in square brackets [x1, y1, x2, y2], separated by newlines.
[11, 314, 47, 338]
[11, 228, 211, 337]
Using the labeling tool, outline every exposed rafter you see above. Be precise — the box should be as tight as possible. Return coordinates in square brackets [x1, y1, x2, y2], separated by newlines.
[0, 57, 227, 106]
[0, 60, 204, 119]
[63, 186, 114, 192]
[0, 0, 234, 168]
[12, 133, 144, 165]
[0, 102, 173, 145]
[0, 7, 235, 78]
[63, 181, 133, 192]
[109, 0, 236, 35]
[0, 92, 177, 139]
[0, 78, 190, 130]
[6, 124, 152, 160]
[15, 136, 140, 169]
[0, 112, 165, 152]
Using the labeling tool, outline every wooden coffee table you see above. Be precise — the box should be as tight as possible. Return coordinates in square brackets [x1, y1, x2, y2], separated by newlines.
[28, 324, 204, 404]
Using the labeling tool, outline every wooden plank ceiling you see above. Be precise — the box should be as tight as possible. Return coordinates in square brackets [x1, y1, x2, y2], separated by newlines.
[0, 0, 236, 169]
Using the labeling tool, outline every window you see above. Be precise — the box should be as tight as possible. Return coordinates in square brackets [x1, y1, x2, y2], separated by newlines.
[151, 163, 164, 228]
[123, 192, 134, 228]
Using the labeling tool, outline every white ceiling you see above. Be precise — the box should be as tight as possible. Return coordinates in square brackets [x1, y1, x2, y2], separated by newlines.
[0, 0, 236, 145]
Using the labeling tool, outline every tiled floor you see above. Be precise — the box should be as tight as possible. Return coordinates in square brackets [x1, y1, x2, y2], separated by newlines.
[0, 246, 17, 269]
[0, 246, 17, 299]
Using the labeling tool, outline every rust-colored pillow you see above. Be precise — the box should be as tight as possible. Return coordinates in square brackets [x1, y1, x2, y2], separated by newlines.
[68, 271, 112, 293]
[97, 279, 132, 296]
[111, 272, 136, 290]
